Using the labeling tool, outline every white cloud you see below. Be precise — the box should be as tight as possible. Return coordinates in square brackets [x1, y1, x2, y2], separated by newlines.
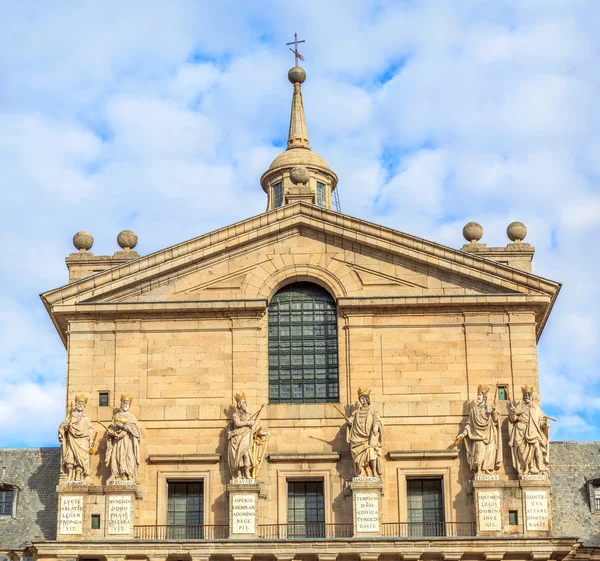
[0, 1, 599, 445]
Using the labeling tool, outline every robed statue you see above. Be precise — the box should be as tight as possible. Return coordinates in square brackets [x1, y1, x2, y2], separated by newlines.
[508, 385, 550, 476]
[106, 394, 141, 482]
[455, 384, 502, 475]
[227, 392, 269, 480]
[58, 394, 94, 482]
[340, 388, 384, 478]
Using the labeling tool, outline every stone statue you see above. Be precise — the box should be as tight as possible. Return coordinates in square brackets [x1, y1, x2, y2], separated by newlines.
[227, 392, 269, 480]
[58, 394, 94, 482]
[106, 394, 141, 482]
[455, 384, 502, 475]
[508, 385, 550, 476]
[345, 388, 384, 478]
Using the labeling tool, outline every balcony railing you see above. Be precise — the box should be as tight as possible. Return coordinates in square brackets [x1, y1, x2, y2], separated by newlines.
[381, 522, 476, 538]
[134, 524, 229, 540]
[134, 521, 476, 540]
[258, 523, 353, 539]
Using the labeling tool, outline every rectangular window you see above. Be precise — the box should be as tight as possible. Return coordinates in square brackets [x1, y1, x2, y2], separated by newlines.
[99, 392, 109, 407]
[91, 514, 101, 529]
[497, 385, 508, 401]
[316, 182, 326, 207]
[407, 478, 445, 537]
[0, 488, 14, 516]
[287, 480, 325, 537]
[167, 481, 204, 539]
[508, 510, 519, 525]
[273, 181, 283, 208]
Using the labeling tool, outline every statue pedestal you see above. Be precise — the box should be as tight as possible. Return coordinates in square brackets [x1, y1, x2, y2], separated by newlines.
[104, 482, 138, 538]
[227, 479, 260, 539]
[56, 481, 139, 541]
[56, 482, 89, 541]
[473, 475, 551, 537]
[350, 477, 383, 537]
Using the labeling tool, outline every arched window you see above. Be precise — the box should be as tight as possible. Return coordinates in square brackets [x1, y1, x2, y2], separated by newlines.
[268, 282, 339, 403]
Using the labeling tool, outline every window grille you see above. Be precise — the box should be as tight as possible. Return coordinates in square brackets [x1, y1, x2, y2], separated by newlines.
[0, 488, 14, 516]
[316, 182, 326, 207]
[268, 282, 339, 404]
[273, 181, 283, 208]
[407, 478, 445, 536]
[287, 480, 325, 537]
[167, 481, 204, 539]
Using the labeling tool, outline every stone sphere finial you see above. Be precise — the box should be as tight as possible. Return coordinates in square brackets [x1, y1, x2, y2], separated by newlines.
[462, 222, 483, 243]
[507, 221, 527, 242]
[73, 231, 93, 252]
[288, 66, 306, 84]
[290, 166, 310, 185]
[117, 230, 138, 250]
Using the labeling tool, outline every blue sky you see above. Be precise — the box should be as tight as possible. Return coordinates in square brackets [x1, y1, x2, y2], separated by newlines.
[1, 1, 599, 446]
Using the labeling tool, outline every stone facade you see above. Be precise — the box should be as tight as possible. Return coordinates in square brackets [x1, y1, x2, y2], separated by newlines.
[2, 65, 598, 561]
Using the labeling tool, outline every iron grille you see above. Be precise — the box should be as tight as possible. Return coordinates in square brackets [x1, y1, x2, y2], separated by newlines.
[268, 283, 339, 404]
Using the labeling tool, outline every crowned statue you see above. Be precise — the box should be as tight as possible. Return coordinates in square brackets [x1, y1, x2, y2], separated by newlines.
[227, 392, 269, 480]
[106, 394, 141, 483]
[508, 385, 550, 476]
[341, 387, 384, 478]
[455, 384, 502, 475]
[58, 394, 95, 482]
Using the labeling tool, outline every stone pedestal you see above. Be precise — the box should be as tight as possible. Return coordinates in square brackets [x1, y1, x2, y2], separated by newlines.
[227, 479, 260, 539]
[57, 483, 87, 539]
[104, 482, 138, 538]
[473, 475, 551, 537]
[521, 476, 551, 535]
[56, 481, 139, 541]
[350, 477, 383, 537]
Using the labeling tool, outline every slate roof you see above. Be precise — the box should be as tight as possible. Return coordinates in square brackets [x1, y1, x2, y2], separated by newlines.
[550, 441, 600, 546]
[0, 448, 60, 551]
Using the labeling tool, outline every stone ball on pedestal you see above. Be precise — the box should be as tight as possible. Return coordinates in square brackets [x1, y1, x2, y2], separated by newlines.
[462, 222, 483, 243]
[73, 231, 94, 252]
[290, 166, 310, 185]
[507, 221, 527, 242]
[117, 230, 138, 250]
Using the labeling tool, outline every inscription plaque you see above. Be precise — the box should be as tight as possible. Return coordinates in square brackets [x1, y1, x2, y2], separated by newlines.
[525, 490, 549, 531]
[477, 490, 501, 531]
[354, 491, 379, 533]
[231, 493, 256, 534]
[107, 495, 132, 535]
[59, 495, 83, 535]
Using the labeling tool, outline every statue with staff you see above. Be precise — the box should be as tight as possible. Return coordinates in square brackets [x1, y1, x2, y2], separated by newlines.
[508, 385, 553, 476]
[58, 394, 95, 482]
[227, 392, 270, 480]
[455, 384, 502, 475]
[334, 387, 384, 478]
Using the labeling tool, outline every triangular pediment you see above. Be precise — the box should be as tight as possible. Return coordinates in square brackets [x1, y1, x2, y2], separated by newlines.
[41, 203, 560, 343]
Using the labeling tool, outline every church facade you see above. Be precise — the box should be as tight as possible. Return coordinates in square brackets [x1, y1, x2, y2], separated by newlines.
[2, 63, 599, 560]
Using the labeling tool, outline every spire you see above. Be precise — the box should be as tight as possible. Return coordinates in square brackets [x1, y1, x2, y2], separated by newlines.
[260, 40, 339, 212]
[287, 67, 310, 150]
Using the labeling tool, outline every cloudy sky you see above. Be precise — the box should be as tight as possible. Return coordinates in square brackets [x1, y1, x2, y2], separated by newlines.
[1, 1, 599, 446]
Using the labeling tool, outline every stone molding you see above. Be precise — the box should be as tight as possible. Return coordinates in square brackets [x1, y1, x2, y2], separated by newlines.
[268, 452, 340, 463]
[388, 450, 459, 461]
[146, 454, 221, 464]
[41, 202, 561, 343]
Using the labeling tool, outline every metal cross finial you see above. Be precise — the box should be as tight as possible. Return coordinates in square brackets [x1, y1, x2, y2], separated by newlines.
[286, 32, 305, 66]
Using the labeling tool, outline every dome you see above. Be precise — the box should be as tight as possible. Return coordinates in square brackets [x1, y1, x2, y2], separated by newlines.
[267, 148, 331, 173]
